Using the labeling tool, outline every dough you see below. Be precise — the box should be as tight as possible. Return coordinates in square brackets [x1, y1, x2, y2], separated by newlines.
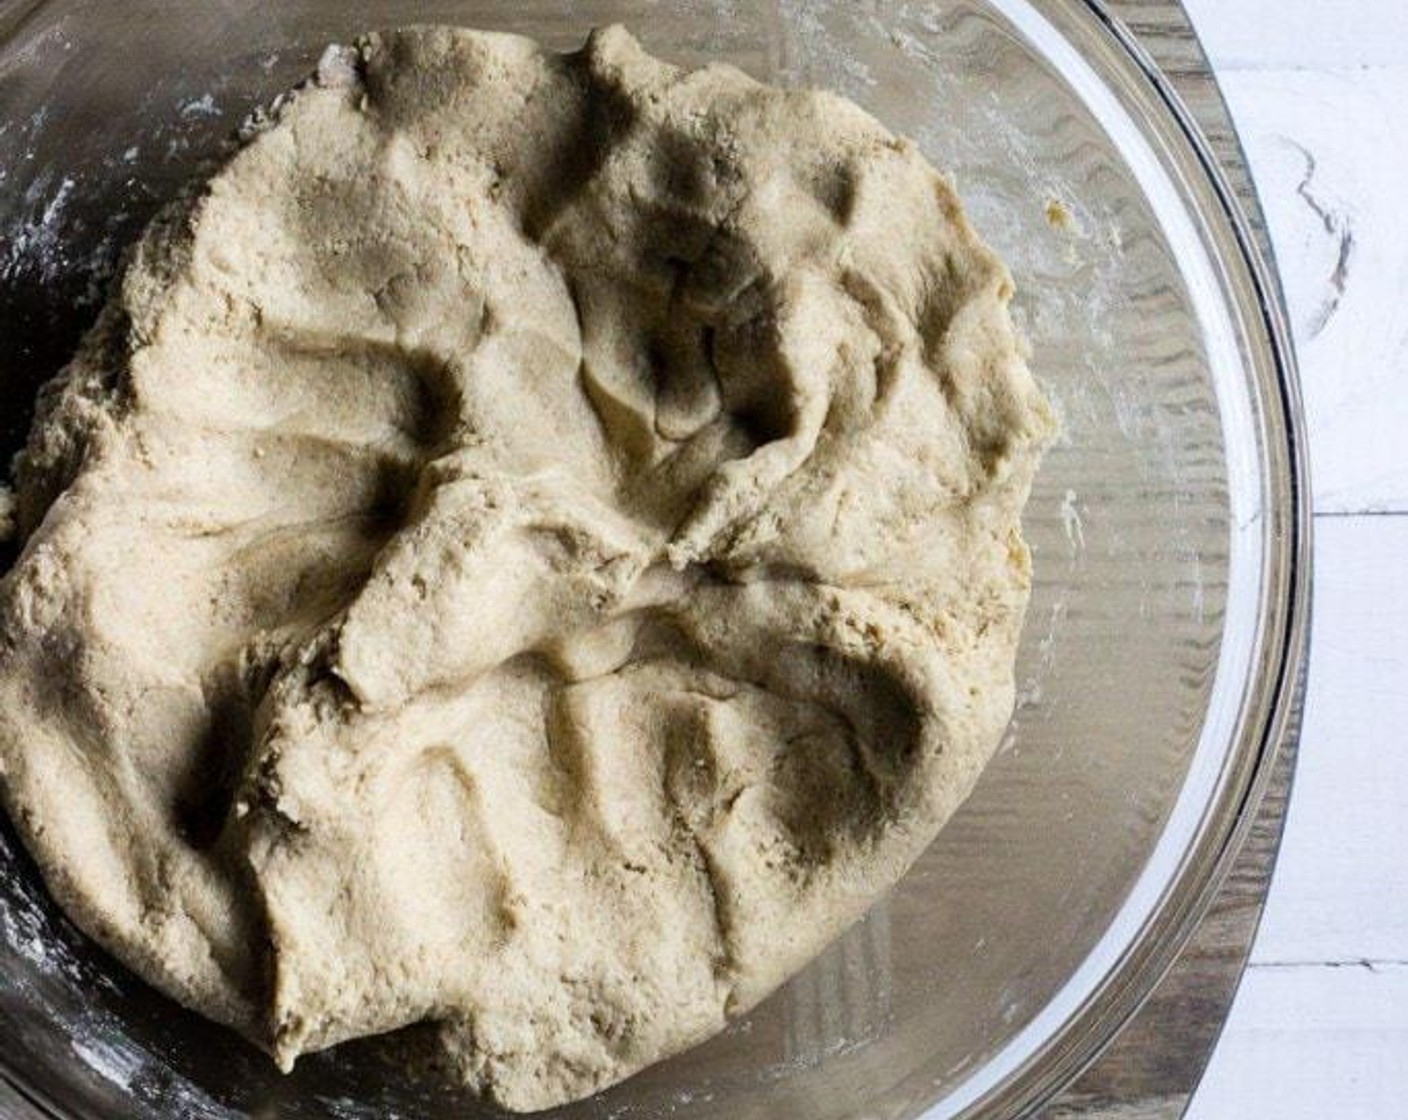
[0, 484, 13, 542]
[0, 26, 1054, 1111]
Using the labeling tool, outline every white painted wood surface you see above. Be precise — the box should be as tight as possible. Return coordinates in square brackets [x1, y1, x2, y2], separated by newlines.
[1191, 964, 1408, 1119]
[1182, 0, 1408, 70]
[1181, 1, 1408, 1115]
[1251, 518, 1408, 967]
[1215, 68, 1408, 513]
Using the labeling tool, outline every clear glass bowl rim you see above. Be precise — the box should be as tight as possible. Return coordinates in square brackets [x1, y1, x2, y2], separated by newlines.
[943, 2, 1311, 1116]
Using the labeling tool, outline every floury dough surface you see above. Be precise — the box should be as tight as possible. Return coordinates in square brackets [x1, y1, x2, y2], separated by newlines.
[0, 26, 1054, 1112]
[0, 485, 13, 542]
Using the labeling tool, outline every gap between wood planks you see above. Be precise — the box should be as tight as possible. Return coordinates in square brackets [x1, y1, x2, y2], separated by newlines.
[1313, 509, 1408, 518]
[1249, 959, 1408, 972]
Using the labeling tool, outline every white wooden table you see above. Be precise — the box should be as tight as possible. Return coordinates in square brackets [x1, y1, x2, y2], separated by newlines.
[1181, 1, 1408, 1116]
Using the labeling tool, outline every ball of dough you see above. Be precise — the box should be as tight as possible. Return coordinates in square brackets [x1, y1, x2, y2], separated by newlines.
[0, 25, 1053, 1111]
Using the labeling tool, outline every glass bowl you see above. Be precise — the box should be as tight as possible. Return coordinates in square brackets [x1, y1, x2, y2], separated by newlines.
[0, 1, 1308, 1118]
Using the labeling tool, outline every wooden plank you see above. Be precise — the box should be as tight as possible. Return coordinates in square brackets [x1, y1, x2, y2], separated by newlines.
[1215, 68, 1408, 515]
[1135, 9, 1408, 518]
[1182, 0, 1408, 71]
[1251, 517, 1408, 965]
[1186, 964, 1408, 1120]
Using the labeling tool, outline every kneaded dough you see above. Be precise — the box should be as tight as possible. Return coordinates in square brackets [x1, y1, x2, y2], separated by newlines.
[0, 26, 1054, 1111]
